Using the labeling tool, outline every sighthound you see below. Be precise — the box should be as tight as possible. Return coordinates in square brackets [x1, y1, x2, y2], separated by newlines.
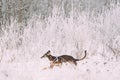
[41, 50, 87, 69]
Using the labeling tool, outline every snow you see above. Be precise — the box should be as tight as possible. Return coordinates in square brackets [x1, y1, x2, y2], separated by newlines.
[0, 55, 120, 80]
[0, 1, 120, 80]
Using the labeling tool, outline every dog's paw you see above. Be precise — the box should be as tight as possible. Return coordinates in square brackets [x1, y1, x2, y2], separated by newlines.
[41, 67, 48, 71]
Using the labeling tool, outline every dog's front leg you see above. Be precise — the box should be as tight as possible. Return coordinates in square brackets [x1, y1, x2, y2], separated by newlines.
[42, 67, 48, 70]
[50, 62, 55, 69]
[42, 65, 53, 70]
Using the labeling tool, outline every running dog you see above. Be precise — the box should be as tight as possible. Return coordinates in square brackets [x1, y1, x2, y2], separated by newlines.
[41, 50, 87, 69]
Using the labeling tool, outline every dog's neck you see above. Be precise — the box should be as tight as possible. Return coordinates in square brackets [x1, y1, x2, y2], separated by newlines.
[46, 54, 56, 61]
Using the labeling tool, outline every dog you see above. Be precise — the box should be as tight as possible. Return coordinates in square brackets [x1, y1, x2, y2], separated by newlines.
[41, 50, 87, 69]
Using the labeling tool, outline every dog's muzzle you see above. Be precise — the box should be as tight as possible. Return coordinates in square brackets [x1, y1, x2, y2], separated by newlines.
[41, 55, 45, 59]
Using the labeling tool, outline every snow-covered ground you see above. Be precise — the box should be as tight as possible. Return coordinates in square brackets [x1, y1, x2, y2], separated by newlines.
[0, 54, 120, 80]
[0, 2, 120, 80]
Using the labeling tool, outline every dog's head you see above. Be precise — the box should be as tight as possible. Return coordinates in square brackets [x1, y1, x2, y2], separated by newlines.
[41, 50, 51, 59]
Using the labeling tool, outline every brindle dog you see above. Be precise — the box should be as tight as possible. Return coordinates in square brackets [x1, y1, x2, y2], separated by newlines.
[41, 50, 87, 69]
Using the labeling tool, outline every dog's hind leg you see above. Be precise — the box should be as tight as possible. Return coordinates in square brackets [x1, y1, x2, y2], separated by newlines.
[73, 61, 77, 66]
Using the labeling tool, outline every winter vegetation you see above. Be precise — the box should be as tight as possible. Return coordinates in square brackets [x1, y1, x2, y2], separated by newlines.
[0, 0, 120, 80]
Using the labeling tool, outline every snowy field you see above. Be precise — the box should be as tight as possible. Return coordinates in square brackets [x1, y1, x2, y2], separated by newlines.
[0, 44, 120, 80]
[0, 54, 120, 80]
[0, 1, 120, 80]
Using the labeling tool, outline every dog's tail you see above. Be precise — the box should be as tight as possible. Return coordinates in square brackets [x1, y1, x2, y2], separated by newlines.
[75, 50, 87, 61]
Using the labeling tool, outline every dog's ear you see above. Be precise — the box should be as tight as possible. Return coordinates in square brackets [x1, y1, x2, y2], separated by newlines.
[41, 50, 51, 59]
[47, 50, 51, 53]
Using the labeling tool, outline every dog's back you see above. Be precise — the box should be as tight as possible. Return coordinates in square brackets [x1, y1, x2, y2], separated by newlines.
[59, 55, 76, 62]
[59, 50, 87, 65]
